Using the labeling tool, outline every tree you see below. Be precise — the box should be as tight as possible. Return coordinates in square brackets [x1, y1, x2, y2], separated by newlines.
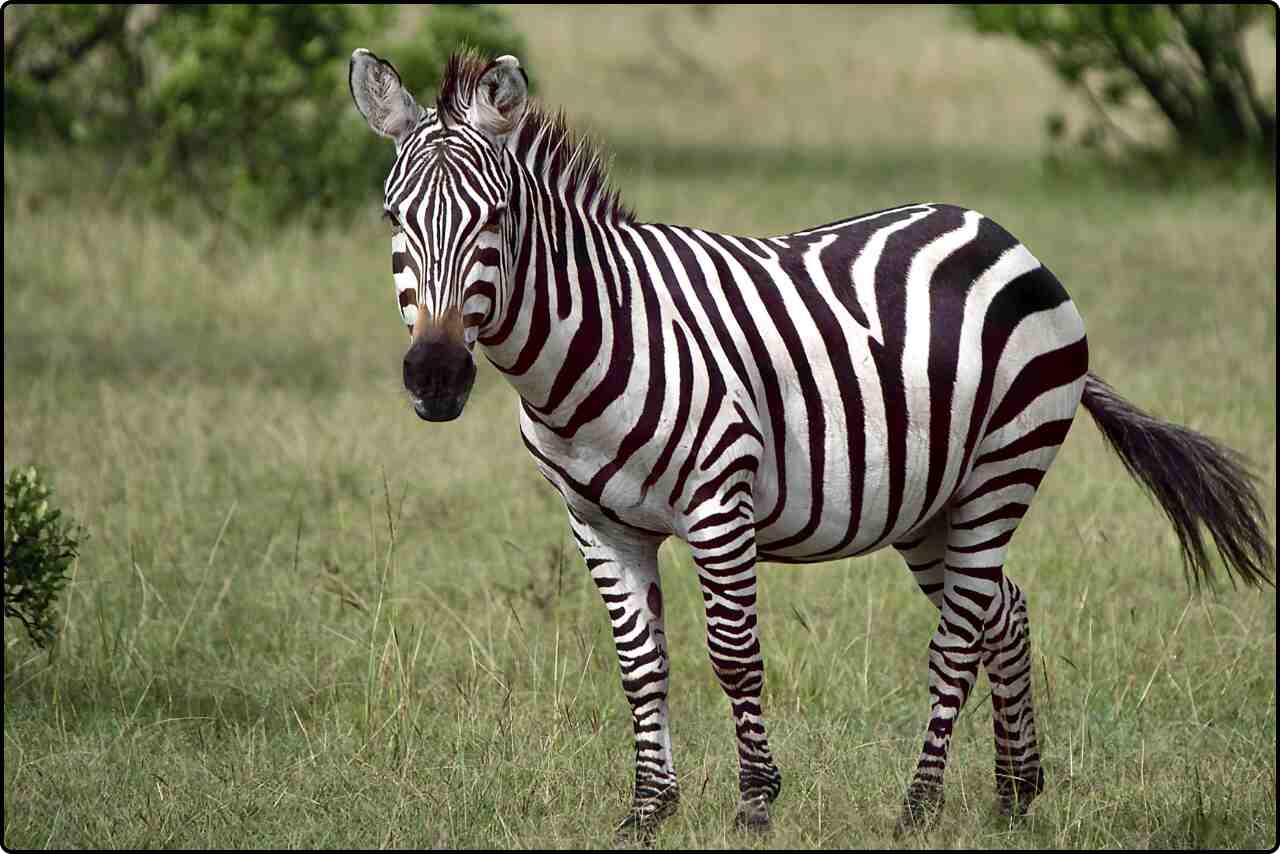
[959, 5, 1275, 166]
[3, 5, 527, 232]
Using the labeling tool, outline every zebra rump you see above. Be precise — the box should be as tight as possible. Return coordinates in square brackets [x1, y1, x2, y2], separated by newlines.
[1081, 371, 1274, 590]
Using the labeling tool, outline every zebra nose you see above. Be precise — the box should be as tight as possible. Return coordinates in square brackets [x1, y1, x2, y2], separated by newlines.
[403, 338, 476, 421]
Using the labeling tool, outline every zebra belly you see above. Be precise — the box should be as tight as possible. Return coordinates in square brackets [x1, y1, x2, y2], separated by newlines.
[750, 353, 971, 563]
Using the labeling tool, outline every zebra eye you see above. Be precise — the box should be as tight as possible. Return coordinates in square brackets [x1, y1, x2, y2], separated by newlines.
[383, 209, 403, 233]
[483, 206, 505, 229]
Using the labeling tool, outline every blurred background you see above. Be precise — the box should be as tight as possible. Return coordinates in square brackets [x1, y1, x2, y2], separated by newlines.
[4, 5, 1275, 232]
[3, 5, 1276, 849]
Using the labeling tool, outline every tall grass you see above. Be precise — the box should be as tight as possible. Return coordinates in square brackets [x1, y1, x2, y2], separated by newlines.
[4, 5, 1275, 849]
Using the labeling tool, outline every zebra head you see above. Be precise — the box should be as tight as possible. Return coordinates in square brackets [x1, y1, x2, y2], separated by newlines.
[350, 49, 528, 422]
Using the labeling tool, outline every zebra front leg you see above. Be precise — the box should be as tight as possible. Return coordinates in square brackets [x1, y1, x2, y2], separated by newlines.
[688, 520, 780, 830]
[570, 514, 679, 836]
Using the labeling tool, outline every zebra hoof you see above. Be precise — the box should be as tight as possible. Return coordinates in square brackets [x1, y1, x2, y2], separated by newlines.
[614, 788, 679, 843]
[996, 767, 1045, 817]
[893, 784, 944, 837]
[733, 793, 772, 831]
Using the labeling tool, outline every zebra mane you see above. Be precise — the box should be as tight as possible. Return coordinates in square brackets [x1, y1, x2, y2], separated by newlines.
[437, 50, 635, 225]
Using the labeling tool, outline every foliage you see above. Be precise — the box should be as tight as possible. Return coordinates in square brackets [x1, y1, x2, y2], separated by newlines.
[2, 5, 526, 234]
[959, 4, 1276, 166]
[3, 467, 85, 649]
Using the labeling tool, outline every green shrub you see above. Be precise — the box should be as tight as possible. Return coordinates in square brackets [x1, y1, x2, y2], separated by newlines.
[3, 467, 86, 649]
[958, 4, 1276, 167]
[3, 5, 526, 234]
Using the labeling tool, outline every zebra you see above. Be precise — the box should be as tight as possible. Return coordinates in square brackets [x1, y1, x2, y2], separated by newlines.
[349, 48, 1275, 835]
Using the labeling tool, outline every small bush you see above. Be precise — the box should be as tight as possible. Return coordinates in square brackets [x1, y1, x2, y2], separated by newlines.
[3, 467, 86, 649]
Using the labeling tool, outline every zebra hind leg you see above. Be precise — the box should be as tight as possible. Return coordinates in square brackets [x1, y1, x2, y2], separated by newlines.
[896, 468, 1051, 833]
[897, 409, 1067, 832]
[984, 577, 1044, 817]
[894, 514, 949, 611]
[890, 516, 950, 833]
[895, 568, 1044, 833]
[894, 570, 989, 836]
[892, 351, 1078, 834]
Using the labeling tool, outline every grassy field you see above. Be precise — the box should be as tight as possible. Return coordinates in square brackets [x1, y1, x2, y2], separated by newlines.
[3, 5, 1276, 849]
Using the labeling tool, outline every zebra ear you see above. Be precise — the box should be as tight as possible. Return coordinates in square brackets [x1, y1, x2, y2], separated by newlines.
[470, 55, 528, 145]
[350, 48, 424, 145]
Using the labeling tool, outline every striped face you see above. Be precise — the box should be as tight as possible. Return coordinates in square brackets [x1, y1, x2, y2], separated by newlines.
[351, 49, 528, 421]
[385, 121, 511, 349]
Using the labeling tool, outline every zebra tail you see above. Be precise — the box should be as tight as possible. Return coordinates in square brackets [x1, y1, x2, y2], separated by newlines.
[1080, 371, 1275, 590]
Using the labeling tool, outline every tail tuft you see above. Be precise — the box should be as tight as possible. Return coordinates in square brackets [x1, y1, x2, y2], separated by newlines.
[1081, 372, 1274, 590]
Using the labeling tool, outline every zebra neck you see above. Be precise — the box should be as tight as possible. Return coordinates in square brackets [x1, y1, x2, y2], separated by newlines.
[479, 179, 644, 436]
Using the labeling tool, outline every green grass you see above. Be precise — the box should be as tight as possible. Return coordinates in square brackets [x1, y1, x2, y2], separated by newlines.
[4, 5, 1276, 849]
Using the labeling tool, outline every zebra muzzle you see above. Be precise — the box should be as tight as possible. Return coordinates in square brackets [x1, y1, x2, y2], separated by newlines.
[403, 337, 476, 422]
